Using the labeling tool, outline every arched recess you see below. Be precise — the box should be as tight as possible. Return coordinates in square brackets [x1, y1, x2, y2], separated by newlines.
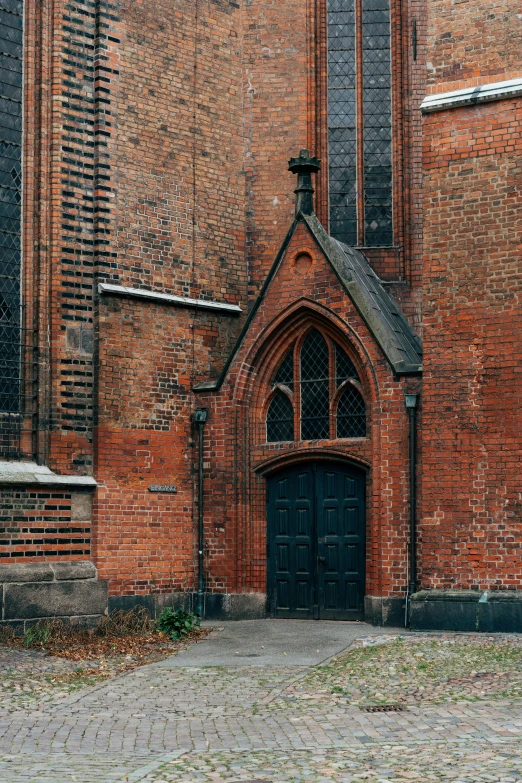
[255, 446, 371, 477]
[226, 299, 385, 604]
[231, 299, 379, 446]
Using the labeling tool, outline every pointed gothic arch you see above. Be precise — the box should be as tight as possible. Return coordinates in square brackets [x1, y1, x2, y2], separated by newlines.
[261, 318, 368, 444]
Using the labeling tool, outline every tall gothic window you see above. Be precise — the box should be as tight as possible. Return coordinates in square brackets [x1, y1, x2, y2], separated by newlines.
[327, 0, 393, 247]
[301, 330, 330, 440]
[0, 0, 23, 415]
[266, 330, 366, 442]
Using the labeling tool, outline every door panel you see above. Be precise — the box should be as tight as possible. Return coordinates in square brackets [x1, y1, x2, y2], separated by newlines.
[267, 461, 366, 620]
[267, 464, 315, 618]
[316, 463, 365, 619]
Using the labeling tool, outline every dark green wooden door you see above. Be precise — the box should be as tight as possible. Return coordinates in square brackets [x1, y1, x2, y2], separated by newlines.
[267, 461, 366, 620]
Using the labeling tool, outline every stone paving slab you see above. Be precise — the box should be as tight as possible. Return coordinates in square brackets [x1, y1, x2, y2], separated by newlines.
[146, 741, 522, 782]
[0, 753, 149, 783]
[0, 696, 521, 754]
[1, 624, 522, 782]
[165, 620, 404, 667]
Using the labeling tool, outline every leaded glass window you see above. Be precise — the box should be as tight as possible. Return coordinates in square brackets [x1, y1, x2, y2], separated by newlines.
[265, 331, 366, 442]
[337, 384, 366, 438]
[327, 0, 357, 246]
[300, 330, 330, 440]
[363, 0, 392, 246]
[273, 349, 294, 390]
[327, 0, 393, 247]
[267, 392, 294, 443]
[336, 343, 358, 386]
[0, 0, 23, 413]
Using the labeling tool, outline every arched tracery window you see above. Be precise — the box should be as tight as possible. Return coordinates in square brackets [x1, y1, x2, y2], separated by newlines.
[301, 330, 330, 440]
[265, 328, 367, 442]
[266, 392, 294, 443]
[337, 384, 366, 438]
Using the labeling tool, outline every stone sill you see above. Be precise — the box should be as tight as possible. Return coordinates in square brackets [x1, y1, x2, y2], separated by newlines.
[0, 461, 97, 487]
[98, 282, 242, 315]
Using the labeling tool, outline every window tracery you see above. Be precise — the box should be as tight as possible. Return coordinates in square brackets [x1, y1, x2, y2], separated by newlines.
[265, 328, 367, 443]
[327, 0, 393, 247]
[266, 392, 294, 443]
[0, 0, 23, 415]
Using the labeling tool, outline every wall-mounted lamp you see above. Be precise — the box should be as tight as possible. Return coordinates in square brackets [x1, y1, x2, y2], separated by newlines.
[405, 393, 419, 410]
[194, 407, 209, 424]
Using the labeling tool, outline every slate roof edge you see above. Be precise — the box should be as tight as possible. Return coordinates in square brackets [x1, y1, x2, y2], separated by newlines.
[192, 218, 300, 393]
[301, 214, 422, 375]
[193, 211, 422, 392]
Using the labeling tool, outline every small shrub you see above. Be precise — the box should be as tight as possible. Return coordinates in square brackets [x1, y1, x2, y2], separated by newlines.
[155, 607, 200, 641]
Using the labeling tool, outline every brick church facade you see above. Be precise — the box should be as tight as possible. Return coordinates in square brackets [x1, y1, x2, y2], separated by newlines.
[0, 0, 521, 631]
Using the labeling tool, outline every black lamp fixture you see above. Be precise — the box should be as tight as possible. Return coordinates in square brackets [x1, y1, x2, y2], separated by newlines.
[194, 407, 209, 424]
[404, 392, 419, 410]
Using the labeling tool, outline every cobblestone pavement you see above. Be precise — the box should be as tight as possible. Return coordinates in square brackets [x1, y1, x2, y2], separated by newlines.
[0, 626, 521, 782]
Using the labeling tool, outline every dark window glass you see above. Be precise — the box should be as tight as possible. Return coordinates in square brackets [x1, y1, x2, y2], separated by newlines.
[266, 392, 294, 443]
[327, 0, 357, 246]
[0, 0, 23, 412]
[327, 0, 393, 247]
[335, 343, 359, 386]
[273, 349, 294, 390]
[363, 0, 392, 246]
[337, 384, 366, 438]
[300, 329, 330, 440]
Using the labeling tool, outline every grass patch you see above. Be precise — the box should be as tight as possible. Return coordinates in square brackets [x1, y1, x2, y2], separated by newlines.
[271, 636, 522, 708]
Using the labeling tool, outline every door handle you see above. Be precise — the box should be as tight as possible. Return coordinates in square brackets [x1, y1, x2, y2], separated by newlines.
[318, 556, 326, 566]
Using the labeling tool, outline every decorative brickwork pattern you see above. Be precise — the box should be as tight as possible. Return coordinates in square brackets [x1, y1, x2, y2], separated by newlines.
[0, 490, 90, 560]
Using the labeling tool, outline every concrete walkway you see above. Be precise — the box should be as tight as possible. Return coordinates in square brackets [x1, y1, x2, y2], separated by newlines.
[161, 619, 402, 667]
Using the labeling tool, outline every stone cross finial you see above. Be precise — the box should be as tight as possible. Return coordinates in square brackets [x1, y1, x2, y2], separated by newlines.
[288, 149, 321, 216]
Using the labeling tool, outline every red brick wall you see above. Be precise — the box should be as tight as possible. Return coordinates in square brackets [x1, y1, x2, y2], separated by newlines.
[11, 0, 426, 601]
[94, 297, 243, 596]
[420, 91, 522, 587]
[426, 0, 520, 91]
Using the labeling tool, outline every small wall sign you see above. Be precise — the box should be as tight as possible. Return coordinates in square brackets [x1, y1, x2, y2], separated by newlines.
[148, 485, 178, 493]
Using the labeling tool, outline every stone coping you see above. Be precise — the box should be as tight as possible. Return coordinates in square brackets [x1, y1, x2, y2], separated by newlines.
[0, 461, 97, 487]
[421, 76, 522, 113]
[0, 562, 97, 583]
[98, 282, 242, 314]
[412, 589, 522, 603]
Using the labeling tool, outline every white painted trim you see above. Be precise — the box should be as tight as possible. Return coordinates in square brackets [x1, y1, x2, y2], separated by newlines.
[98, 283, 242, 314]
[421, 77, 522, 113]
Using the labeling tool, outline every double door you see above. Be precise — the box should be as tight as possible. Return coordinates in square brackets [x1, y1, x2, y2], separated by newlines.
[267, 461, 366, 620]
